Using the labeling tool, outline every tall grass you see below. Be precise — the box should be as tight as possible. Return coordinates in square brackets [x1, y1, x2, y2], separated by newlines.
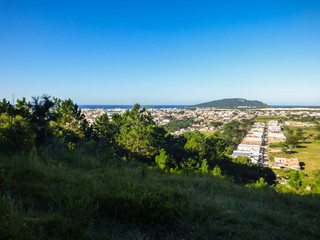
[0, 150, 319, 239]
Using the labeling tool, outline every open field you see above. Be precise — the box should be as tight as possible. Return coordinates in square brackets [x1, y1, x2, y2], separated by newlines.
[255, 116, 287, 122]
[201, 131, 215, 137]
[269, 126, 320, 181]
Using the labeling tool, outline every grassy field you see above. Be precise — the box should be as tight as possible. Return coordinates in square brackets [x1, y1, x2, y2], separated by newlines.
[269, 126, 320, 181]
[1, 152, 320, 239]
[255, 116, 287, 122]
[201, 131, 215, 137]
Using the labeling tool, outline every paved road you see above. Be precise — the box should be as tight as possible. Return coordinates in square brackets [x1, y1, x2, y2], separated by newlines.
[261, 123, 268, 163]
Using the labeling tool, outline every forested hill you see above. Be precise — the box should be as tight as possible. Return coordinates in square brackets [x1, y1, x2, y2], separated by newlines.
[192, 98, 269, 108]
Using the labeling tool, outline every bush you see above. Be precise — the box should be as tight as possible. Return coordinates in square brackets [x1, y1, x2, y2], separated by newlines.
[248, 177, 269, 190]
[0, 113, 35, 155]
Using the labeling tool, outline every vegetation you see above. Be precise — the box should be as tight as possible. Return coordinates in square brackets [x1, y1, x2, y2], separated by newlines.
[163, 118, 196, 133]
[1, 153, 320, 239]
[221, 119, 253, 153]
[1, 96, 320, 239]
[288, 114, 319, 123]
[270, 126, 320, 182]
[269, 142, 288, 148]
[192, 98, 269, 108]
[210, 121, 223, 128]
[255, 116, 287, 122]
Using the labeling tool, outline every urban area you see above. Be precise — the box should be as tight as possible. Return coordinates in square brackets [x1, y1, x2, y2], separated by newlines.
[82, 106, 320, 174]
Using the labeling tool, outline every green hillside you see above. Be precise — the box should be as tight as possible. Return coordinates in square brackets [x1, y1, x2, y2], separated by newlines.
[1, 153, 320, 240]
[192, 98, 269, 108]
[1, 95, 319, 239]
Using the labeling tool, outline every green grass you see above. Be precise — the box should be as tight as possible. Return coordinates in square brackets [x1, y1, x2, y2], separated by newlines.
[268, 142, 288, 148]
[255, 116, 287, 122]
[1, 151, 320, 239]
[201, 131, 215, 137]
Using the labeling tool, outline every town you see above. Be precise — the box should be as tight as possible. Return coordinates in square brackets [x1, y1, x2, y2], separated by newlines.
[82, 106, 320, 172]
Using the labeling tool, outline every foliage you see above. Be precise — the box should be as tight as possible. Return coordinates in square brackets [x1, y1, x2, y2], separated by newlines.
[52, 98, 90, 145]
[212, 165, 222, 177]
[210, 121, 223, 128]
[248, 177, 269, 190]
[192, 98, 269, 108]
[92, 113, 116, 148]
[232, 156, 252, 166]
[155, 149, 168, 170]
[269, 142, 288, 148]
[311, 176, 320, 193]
[31, 95, 56, 144]
[200, 159, 209, 174]
[222, 119, 253, 153]
[1, 94, 320, 238]
[163, 118, 196, 132]
[115, 104, 164, 161]
[286, 135, 299, 148]
[314, 134, 320, 141]
[0, 113, 35, 155]
[0, 153, 319, 239]
[288, 171, 306, 190]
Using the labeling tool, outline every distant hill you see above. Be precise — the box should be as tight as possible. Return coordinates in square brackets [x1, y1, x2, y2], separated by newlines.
[192, 98, 269, 108]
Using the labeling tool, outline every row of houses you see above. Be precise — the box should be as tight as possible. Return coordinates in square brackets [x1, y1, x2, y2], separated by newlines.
[266, 120, 301, 170]
[284, 121, 315, 127]
[231, 122, 265, 164]
[268, 120, 286, 143]
[269, 157, 301, 170]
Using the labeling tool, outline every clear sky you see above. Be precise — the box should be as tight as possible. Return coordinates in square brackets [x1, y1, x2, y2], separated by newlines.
[0, 0, 320, 105]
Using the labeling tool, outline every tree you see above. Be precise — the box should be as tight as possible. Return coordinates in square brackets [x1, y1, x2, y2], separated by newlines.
[200, 159, 209, 174]
[0, 99, 14, 115]
[314, 134, 320, 141]
[210, 121, 223, 128]
[286, 135, 299, 149]
[0, 113, 35, 155]
[52, 98, 90, 145]
[203, 134, 228, 163]
[0, 99, 15, 126]
[184, 131, 206, 159]
[222, 120, 252, 153]
[15, 97, 32, 118]
[295, 128, 305, 141]
[311, 176, 320, 193]
[182, 132, 227, 171]
[92, 113, 116, 148]
[249, 177, 269, 190]
[155, 149, 168, 170]
[287, 128, 294, 135]
[31, 95, 55, 144]
[212, 165, 222, 176]
[54, 98, 84, 129]
[116, 104, 160, 161]
[233, 156, 252, 166]
[288, 171, 304, 190]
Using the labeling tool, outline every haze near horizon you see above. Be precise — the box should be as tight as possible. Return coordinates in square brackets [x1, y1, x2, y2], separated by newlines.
[0, 0, 319, 105]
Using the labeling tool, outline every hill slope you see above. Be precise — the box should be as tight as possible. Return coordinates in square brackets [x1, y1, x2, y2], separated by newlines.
[1, 153, 319, 239]
[192, 98, 269, 108]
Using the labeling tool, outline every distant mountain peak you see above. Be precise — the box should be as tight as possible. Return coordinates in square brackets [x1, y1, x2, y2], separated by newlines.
[191, 98, 269, 108]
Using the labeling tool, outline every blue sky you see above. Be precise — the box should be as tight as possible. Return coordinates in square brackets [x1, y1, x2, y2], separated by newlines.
[0, 0, 319, 105]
